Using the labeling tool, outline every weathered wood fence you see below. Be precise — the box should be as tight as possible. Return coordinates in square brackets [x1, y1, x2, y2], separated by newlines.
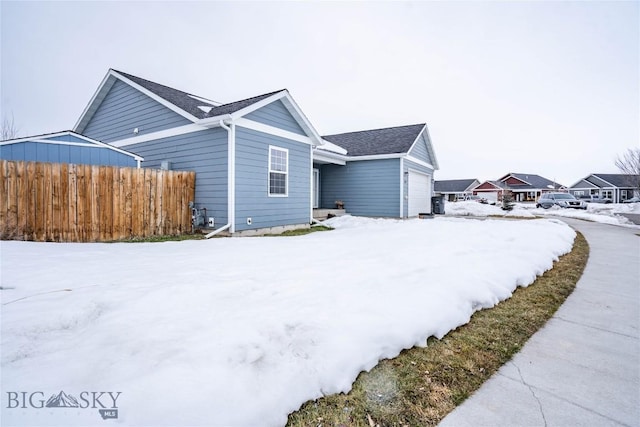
[0, 160, 196, 242]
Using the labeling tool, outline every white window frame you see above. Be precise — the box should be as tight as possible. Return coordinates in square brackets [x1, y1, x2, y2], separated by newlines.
[268, 145, 288, 197]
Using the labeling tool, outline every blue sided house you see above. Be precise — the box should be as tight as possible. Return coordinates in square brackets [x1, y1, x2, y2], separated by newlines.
[7, 69, 439, 235]
[0, 131, 142, 167]
[314, 124, 439, 218]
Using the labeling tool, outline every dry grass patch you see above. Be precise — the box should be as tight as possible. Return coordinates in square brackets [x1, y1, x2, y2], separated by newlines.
[287, 231, 589, 427]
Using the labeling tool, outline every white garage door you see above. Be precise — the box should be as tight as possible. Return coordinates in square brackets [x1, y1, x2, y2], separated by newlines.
[408, 170, 431, 216]
[482, 191, 498, 202]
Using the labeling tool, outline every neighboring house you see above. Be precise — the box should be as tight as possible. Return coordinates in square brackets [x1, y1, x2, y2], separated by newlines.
[473, 173, 564, 202]
[315, 124, 439, 217]
[67, 69, 438, 234]
[472, 180, 506, 203]
[569, 174, 640, 203]
[434, 179, 480, 201]
[0, 131, 142, 167]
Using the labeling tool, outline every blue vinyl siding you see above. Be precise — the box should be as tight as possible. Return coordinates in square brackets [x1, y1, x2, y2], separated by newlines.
[123, 128, 228, 226]
[320, 159, 400, 217]
[408, 133, 434, 165]
[403, 158, 434, 217]
[82, 79, 192, 143]
[0, 138, 137, 167]
[244, 100, 306, 136]
[234, 127, 311, 231]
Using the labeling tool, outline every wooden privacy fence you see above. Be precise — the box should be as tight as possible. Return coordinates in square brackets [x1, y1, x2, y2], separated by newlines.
[0, 160, 196, 242]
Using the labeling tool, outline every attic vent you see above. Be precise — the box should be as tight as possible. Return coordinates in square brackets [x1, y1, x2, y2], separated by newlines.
[198, 106, 213, 114]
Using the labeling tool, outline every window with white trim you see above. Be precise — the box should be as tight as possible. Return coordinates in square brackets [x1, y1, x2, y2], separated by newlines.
[268, 146, 288, 196]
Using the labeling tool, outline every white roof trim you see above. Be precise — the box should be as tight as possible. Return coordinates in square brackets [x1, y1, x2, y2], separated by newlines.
[73, 72, 116, 132]
[316, 139, 348, 155]
[569, 176, 600, 189]
[405, 155, 434, 170]
[472, 181, 503, 191]
[500, 173, 531, 186]
[1, 131, 143, 161]
[278, 94, 325, 147]
[591, 174, 617, 188]
[108, 123, 208, 148]
[422, 124, 439, 170]
[112, 70, 200, 122]
[313, 150, 346, 165]
[234, 118, 313, 145]
[231, 91, 325, 147]
[74, 69, 200, 133]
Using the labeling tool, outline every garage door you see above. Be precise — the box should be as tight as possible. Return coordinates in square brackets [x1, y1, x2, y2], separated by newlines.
[481, 191, 498, 203]
[408, 170, 431, 216]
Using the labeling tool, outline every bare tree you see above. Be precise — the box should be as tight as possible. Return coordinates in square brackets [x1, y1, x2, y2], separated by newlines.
[615, 148, 640, 193]
[1, 114, 19, 141]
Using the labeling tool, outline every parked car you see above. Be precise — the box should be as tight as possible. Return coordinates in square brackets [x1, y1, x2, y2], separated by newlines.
[623, 197, 640, 203]
[536, 193, 587, 210]
[585, 197, 613, 204]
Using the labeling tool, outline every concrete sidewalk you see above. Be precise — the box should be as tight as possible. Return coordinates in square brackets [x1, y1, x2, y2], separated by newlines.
[440, 219, 640, 427]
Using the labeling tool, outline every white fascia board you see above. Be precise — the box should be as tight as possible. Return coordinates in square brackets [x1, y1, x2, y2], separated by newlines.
[278, 93, 325, 147]
[73, 71, 116, 132]
[501, 173, 531, 186]
[568, 176, 599, 189]
[108, 123, 208, 148]
[72, 134, 144, 161]
[228, 90, 287, 119]
[464, 180, 481, 192]
[313, 150, 346, 165]
[406, 124, 428, 156]
[196, 114, 234, 128]
[234, 118, 313, 145]
[404, 124, 440, 170]
[317, 139, 347, 155]
[346, 153, 405, 161]
[405, 155, 434, 170]
[0, 138, 98, 147]
[316, 152, 405, 164]
[228, 90, 325, 147]
[1, 131, 143, 161]
[472, 181, 502, 191]
[74, 69, 200, 133]
[112, 70, 200, 122]
[0, 130, 74, 145]
[422, 124, 439, 170]
[592, 174, 617, 188]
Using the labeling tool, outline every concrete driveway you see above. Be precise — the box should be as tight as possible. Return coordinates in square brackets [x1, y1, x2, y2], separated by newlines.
[440, 219, 640, 427]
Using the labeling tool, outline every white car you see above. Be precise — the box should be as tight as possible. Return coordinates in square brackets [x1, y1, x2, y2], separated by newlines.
[536, 193, 587, 210]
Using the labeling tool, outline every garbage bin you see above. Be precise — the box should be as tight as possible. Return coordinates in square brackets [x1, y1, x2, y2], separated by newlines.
[431, 195, 445, 215]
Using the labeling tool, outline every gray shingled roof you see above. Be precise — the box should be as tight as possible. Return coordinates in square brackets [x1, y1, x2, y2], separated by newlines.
[434, 179, 478, 192]
[115, 70, 285, 120]
[322, 124, 425, 156]
[503, 173, 563, 190]
[588, 174, 640, 188]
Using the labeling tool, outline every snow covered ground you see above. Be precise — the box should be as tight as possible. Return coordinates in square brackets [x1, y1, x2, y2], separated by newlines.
[1, 216, 576, 426]
[445, 200, 640, 227]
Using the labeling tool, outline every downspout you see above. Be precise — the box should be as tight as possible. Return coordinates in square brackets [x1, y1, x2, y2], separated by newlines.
[399, 157, 404, 218]
[136, 159, 141, 169]
[205, 119, 235, 239]
[309, 146, 314, 224]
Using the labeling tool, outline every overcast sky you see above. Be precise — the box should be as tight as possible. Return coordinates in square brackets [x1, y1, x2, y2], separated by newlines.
[2, 1, 638, 185]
